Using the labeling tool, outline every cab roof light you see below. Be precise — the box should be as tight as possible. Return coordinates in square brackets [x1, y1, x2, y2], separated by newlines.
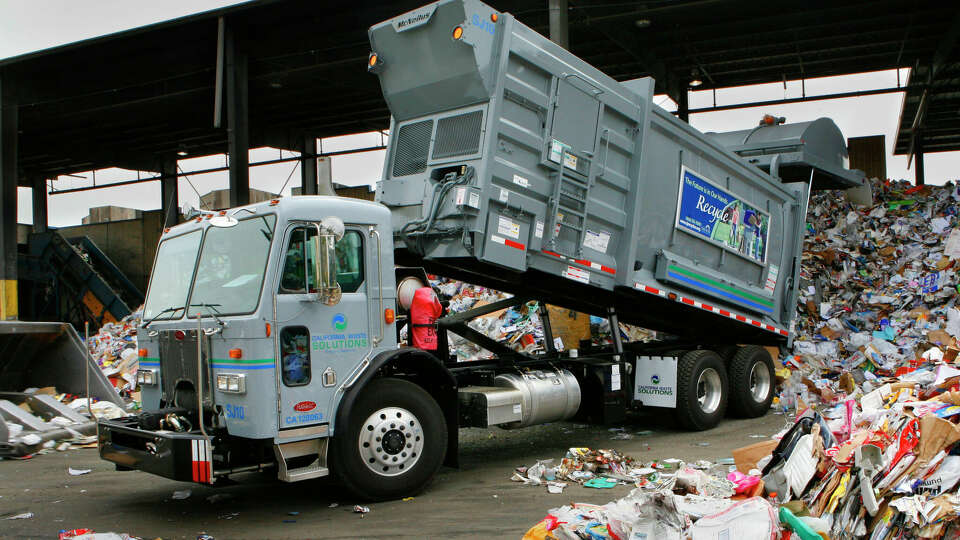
[490, 13, 498, 22]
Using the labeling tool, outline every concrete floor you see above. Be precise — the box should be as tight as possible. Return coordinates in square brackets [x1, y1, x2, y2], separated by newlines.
[1, 411, 786, 539]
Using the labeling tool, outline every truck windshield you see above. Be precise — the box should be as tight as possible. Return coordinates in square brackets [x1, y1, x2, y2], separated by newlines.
[143, 230, 202, 321]
[187, 215, 277, 316]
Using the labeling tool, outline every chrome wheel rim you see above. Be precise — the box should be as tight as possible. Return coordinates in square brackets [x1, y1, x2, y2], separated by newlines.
[358, 407, 424, 477]
[697, 367, 722, 414]
[749, 361, 772, 403]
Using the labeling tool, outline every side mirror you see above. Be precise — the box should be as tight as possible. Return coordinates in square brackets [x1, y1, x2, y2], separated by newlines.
[313, 218, 345, 306]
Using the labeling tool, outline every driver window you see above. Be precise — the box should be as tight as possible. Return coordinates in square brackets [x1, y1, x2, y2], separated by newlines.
[280, 228, 316, 293]
[279, 227, 365, 294]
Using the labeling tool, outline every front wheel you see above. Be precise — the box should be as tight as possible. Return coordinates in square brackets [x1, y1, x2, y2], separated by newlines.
[332, 378, 447, 501]
[674, 350, 728, 431]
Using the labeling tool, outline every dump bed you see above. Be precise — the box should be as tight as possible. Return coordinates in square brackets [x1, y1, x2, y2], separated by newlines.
[370, 0, 863, 345]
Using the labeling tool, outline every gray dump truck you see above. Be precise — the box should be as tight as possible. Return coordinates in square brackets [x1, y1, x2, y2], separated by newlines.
[98, 0, 863, 500]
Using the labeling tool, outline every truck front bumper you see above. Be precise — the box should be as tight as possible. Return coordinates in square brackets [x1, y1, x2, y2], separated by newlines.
[98, 417, 214, 484]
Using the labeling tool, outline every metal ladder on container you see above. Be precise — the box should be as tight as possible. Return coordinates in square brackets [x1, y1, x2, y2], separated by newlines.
[545, 150, 591, 258]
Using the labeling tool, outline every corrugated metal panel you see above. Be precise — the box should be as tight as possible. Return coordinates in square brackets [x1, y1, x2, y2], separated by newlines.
[848, 135, 886, 180]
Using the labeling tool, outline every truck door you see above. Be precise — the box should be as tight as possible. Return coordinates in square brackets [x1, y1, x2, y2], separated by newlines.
[274, 223, 370, 432]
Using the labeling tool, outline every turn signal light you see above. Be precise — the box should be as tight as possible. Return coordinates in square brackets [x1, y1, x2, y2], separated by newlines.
[265, 322, 271, 337]
[384, 308, 395, 325]
[229, 348, 243, 359]
[452, 25, 464, 40]
[138, 348, 148, 357]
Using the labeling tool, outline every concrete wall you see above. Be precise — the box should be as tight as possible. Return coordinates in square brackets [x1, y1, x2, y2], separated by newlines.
[82, 205, 143, 225]
[57, 210, 164, 294]
[292, 183, 376, 201]
[200, 188, 277, 210]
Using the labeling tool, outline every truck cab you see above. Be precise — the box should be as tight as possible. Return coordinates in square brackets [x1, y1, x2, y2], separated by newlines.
[99, 197, 457, 499]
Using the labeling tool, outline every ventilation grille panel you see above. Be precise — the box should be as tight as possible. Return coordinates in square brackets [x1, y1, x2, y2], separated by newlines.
[432, 111, 483, 160]
[392, 120, 433, 177]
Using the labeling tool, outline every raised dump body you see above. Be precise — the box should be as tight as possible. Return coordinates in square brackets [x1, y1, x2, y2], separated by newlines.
[370, 0, 863, 345]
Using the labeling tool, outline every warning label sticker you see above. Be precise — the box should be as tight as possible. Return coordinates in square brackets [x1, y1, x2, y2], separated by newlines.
[583, 230, 611, 253]
[765, 264, 779, 293]
[535, 220, 544, 239]
[562, 265, 590, 284]
[497, 215, 520, 239]
[512, 174, 530, 188]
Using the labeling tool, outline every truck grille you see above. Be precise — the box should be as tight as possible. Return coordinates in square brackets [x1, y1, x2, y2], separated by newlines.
[392, 120, 433, 177]
[158, 329, 212, 411]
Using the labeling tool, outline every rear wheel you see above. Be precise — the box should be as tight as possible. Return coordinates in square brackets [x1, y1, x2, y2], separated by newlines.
[727, 345, 775, 418]
[332, 378, 447, 501]
[675, 350, 728, 431]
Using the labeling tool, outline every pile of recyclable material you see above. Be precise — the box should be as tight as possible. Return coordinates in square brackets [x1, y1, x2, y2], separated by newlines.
[86, 307, 142, 400]
[524, 180, 960, 538]
[791, 179, 960, 376]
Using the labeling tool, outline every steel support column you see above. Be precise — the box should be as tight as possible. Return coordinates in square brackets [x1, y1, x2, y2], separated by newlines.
[548, 0, 569, 49]
[32, 177, 47, 234]
[160, 158, 179, 227]
[225, 21, 249, 208]
[0, 76, 18, 319]
[677, 89, 689, 123]
[915, 138, 925, 186]
[299, 134, 318, 196]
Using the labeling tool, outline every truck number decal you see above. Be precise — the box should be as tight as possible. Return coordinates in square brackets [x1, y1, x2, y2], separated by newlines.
[471, 14, 496, 35]
[285, 412, 323, 425]
[225, 403, 245, 420]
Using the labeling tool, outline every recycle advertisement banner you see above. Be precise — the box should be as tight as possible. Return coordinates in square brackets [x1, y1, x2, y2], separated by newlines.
[675, 166, 771, 264]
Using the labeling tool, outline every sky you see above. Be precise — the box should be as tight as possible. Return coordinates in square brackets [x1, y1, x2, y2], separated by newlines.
[1, 1, 958, 227]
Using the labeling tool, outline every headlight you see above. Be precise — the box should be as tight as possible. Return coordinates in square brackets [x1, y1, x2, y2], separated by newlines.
[216, 373, 246, 394]
[136, 369, 157, 386]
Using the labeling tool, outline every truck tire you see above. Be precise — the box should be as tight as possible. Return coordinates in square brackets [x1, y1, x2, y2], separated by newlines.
[332, 377, 447, 501]
[727, 345, 775, 418]
[674, 350, 728, 431]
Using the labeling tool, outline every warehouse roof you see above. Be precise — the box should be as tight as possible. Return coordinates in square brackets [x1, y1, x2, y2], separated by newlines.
[1, 0, 957, 182]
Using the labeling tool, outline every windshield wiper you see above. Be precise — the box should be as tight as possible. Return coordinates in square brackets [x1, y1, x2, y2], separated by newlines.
[190, 302, 226, 328]
[142, 306, 182, 328]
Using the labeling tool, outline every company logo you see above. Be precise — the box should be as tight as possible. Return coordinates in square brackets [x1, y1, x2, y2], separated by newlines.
[651, 375, 660, 385]
[332, 313, 347, 331]
[294, 401, 316, 412]
[391, 5, 437, 32]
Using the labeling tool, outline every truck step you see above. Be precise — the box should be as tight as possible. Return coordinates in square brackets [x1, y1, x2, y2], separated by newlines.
[282, 462, 329, 483]
[458, 386, 523, 428]
[273, 438, 329, 483]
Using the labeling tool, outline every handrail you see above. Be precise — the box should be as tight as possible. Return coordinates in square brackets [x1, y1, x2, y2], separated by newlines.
[370, 228, 384, 347]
